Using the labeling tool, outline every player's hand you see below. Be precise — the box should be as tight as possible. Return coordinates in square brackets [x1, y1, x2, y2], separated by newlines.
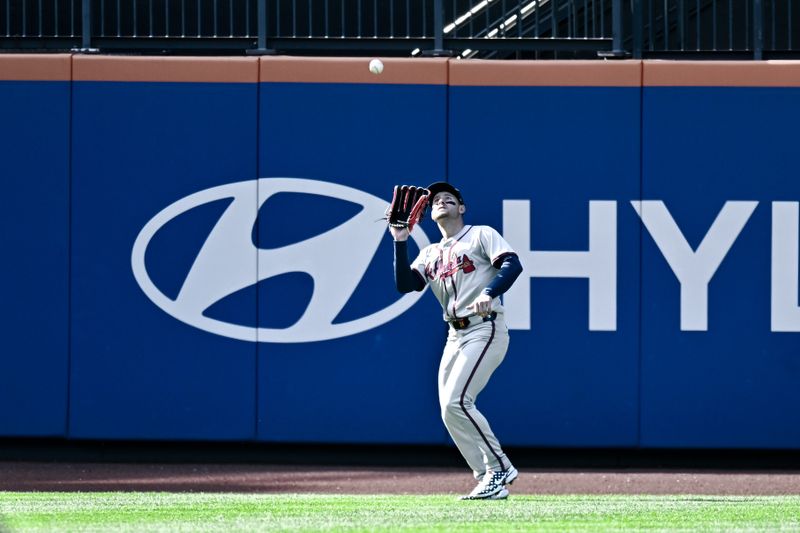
[467, 293, 493, 317]
[389, 226, 410, 242]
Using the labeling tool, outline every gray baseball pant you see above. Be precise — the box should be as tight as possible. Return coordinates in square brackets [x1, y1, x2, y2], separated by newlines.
[438, 314, 511, 478]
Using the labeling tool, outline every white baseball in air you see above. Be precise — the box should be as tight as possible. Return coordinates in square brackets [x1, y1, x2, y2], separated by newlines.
[368, 58, 384, 75]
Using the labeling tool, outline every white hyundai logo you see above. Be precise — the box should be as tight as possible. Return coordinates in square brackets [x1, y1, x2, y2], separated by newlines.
[131, 178, 430, 343]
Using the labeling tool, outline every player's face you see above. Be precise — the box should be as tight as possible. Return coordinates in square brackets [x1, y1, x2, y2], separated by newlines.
[431, 192, 462, 221]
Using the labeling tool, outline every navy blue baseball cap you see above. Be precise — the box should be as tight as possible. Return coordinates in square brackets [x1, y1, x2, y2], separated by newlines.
[427, 182, 464, 204]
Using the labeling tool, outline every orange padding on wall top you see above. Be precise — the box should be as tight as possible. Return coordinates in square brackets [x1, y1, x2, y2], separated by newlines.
[449, 59, 642, 87]
[3, 55, 800, 86]
[259, 56, 449, 85]
[72, 56, 259, 82]
[0, 54, 71, 81]
[643, 60, 800, 87]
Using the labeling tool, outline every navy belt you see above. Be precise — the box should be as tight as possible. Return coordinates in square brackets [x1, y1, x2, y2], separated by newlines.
[449, 311, 497, 330]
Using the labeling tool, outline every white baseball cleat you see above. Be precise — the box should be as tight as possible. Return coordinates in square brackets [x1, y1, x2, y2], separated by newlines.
[503, 466, 519, 485]
[460, 466, 518, 500]
[486, 487, 509, 500]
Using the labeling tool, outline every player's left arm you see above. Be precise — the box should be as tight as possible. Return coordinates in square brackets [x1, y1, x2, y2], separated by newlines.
[468, 253, 523, 316]
[468, 228, 524, 315]
[483, 253, 523, 298]
[481, 226, 524, 297]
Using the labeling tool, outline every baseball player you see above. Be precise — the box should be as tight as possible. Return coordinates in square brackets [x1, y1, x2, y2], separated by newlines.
[389, 181, 523, 500]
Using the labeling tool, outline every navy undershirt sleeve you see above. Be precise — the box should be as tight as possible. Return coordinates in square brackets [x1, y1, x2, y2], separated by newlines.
[482, 253, 523, 298]
[394, 240, 426, 293]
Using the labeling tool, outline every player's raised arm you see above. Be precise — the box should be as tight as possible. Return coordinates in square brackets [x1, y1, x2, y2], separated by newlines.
[386, 185, 429, 294]
[392, 238, 425, 293]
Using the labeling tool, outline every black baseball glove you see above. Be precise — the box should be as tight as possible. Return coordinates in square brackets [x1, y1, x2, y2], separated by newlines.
[387, 185, 430, 231]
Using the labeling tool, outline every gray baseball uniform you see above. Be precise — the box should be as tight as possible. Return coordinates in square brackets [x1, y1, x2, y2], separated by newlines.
[410, 224, 515, 477]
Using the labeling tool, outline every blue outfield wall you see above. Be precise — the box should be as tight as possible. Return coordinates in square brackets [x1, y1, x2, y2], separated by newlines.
[0, 56, 71, 436]
[640, 81, 800, 447]
[448, 82, 642, 446]
[68, 57, 260, 439]
[1, 56, 799, 449]
[256, 58, 449, 443]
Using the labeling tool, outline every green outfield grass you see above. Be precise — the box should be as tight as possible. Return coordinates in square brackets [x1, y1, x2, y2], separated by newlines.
[1, 492, 799, 532]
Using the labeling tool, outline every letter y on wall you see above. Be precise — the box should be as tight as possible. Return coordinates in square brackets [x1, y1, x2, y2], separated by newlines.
[632, 200, 757, 331]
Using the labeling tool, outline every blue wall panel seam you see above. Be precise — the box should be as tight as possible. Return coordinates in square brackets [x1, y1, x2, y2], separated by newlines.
[442, 61, 452, 446]
[637, 69, 644, 449]
[66, 54, 74, 439]
[254, 68, 261, 442]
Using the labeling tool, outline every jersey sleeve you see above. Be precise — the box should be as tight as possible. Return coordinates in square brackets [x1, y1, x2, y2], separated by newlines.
[479, 226, 516, 267]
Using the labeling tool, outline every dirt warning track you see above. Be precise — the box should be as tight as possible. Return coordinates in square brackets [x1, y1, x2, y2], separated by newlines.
[2, 462, 800, 495]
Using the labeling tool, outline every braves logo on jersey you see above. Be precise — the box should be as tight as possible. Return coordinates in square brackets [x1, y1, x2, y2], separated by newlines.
[426, 253, 476, 280]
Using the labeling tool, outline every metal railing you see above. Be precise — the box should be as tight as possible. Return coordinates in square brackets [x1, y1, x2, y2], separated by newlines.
[632, 0, 797, 59]
[0, 0, 798, 58]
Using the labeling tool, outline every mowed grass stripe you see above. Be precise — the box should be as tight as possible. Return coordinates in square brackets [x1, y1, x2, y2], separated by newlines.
[1, 493, 799, 532]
